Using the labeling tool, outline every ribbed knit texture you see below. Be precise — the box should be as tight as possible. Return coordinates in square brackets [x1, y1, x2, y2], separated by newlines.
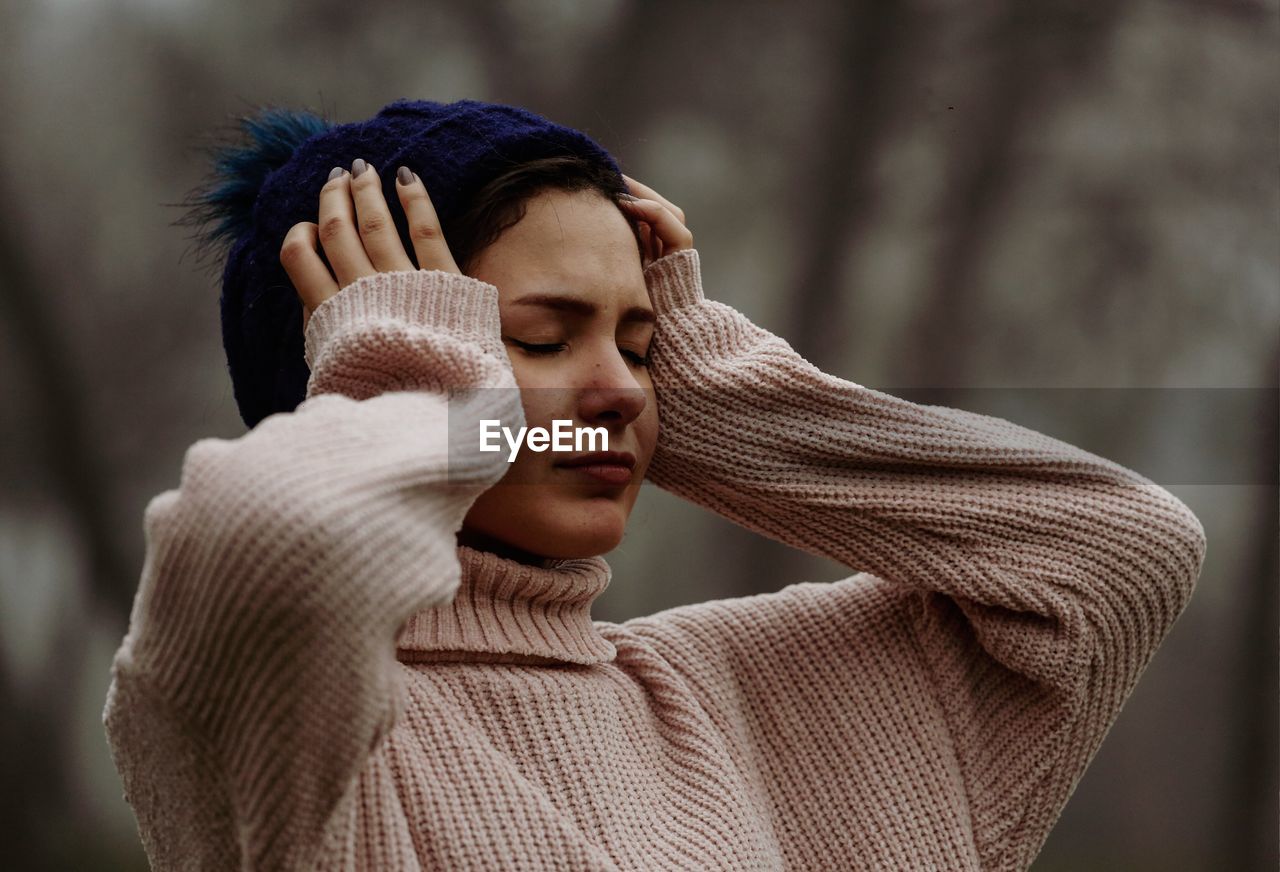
[103, 249, 1206, 871]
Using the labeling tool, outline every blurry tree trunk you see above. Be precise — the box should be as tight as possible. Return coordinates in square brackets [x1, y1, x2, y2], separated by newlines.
[902, 2, 1124, 395]
[0, 6, 140, 859]
[453, 0, 669, 164]
[454, 2, 552, 110]
[729, 0, 908, 594]
[0, 181, 129, 867]
[783, 0, 903, 368]
[0, 0, 132, 604]
[1214, 339, 1279, 869]
[558, 0, 666, 163]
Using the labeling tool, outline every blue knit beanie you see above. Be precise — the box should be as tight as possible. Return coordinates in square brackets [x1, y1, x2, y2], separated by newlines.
[205, 98, 624, 429]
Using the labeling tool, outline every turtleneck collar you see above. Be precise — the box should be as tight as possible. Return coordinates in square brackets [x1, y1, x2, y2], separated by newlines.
[395, 544, 617, 666]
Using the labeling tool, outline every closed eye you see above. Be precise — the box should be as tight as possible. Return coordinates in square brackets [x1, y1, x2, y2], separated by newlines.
[508, 339, 650, 367]
[622, 349, 651, 367]
[509, 340, 567, 356]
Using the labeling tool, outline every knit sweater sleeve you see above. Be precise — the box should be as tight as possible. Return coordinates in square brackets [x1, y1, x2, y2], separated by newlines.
[626, 249, 1207, 871]
[102, 270, 521, 871]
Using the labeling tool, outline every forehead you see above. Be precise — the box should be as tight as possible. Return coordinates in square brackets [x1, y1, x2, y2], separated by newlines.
[473, 189, 649, 310]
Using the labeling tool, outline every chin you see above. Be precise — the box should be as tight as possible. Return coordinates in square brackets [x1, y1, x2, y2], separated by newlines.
[512, 502, 630, 560]
[533, 518, 627, 560]
[462, 487, 636, 561]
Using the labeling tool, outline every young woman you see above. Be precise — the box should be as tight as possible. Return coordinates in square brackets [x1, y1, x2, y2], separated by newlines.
[103, 98, 1207, 871]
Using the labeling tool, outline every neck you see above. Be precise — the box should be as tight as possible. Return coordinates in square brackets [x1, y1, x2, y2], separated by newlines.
[456, 526, 557, 569]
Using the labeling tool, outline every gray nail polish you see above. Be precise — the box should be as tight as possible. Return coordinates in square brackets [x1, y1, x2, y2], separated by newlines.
[397, 166, 413, 186]
[328, 166, 344, 181]
[352, 158, 367, 177]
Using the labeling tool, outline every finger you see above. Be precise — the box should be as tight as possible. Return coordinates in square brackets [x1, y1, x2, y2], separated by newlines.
[621, 174, 686, 225]
[350, 160, 415, 274]
[317, 166, 375, 289]
[646, 223, 662, 262]
[395, 168, 461, 274]
[280, 220, 339, 321]
[637, 222, 656, 268]
[617, 198, 693, 255]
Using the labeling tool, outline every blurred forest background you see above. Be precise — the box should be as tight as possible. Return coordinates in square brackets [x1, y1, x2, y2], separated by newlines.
[0, 0, 1275, 869]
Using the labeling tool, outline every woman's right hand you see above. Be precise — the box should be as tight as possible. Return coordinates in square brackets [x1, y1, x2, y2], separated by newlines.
[619, 173, 692, 268]
[280, 159, 461, 333]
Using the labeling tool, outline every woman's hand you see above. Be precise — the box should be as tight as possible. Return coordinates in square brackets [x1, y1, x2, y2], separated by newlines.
[620, 173, 693, 268]
[280, 160, 461, 332]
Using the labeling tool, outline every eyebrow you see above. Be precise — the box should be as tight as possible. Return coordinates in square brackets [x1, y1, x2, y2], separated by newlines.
[510, 293, 656, 325]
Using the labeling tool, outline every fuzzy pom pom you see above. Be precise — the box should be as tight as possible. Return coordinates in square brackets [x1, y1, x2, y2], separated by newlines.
[179, 106, 334, 267]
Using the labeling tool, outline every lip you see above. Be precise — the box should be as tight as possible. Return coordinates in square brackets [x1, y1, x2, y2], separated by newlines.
[555, 451, 636, 470]
[555, 451, 636, 486]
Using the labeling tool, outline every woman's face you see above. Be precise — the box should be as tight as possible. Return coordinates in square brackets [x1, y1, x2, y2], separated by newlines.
[459, 187, 658, 562]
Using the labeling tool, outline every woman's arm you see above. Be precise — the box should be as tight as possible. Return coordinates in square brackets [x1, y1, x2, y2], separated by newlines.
[103, 169, 520, 871]
[634, 246, 1206, 869]
[104, 268, 520, 871]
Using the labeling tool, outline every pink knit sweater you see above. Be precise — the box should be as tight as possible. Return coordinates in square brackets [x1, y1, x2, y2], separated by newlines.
[103, 248, 1206, 871]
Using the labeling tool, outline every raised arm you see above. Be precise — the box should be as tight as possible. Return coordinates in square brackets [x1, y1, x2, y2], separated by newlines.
[103, 165, 521, 870]
[634, 247, 1206, 869]
[103, 267, 520, 870]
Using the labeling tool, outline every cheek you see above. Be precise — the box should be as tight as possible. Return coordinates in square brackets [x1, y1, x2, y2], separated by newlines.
[507, 360, 564, 426]
[507, 357, 659, 460]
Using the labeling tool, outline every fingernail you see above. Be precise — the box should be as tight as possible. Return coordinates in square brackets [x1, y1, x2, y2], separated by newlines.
[397, 166, 413, 186]
[618, 193, 639, 202]
[352, 158, 367, 177]
[328, 166, 344, 181]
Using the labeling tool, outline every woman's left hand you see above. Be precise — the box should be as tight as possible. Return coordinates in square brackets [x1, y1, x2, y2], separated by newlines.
[620, 174, 693, 267]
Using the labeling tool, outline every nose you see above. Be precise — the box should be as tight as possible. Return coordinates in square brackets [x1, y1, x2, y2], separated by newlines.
[575, 343, 648, 427]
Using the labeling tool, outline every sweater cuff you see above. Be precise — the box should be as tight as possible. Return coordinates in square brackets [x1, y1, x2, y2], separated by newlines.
[643, 248, 704, 314]
[304, 270, 505, 370]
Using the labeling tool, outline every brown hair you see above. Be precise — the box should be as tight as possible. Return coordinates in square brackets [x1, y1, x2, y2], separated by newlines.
[446, 155, 645, 275]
